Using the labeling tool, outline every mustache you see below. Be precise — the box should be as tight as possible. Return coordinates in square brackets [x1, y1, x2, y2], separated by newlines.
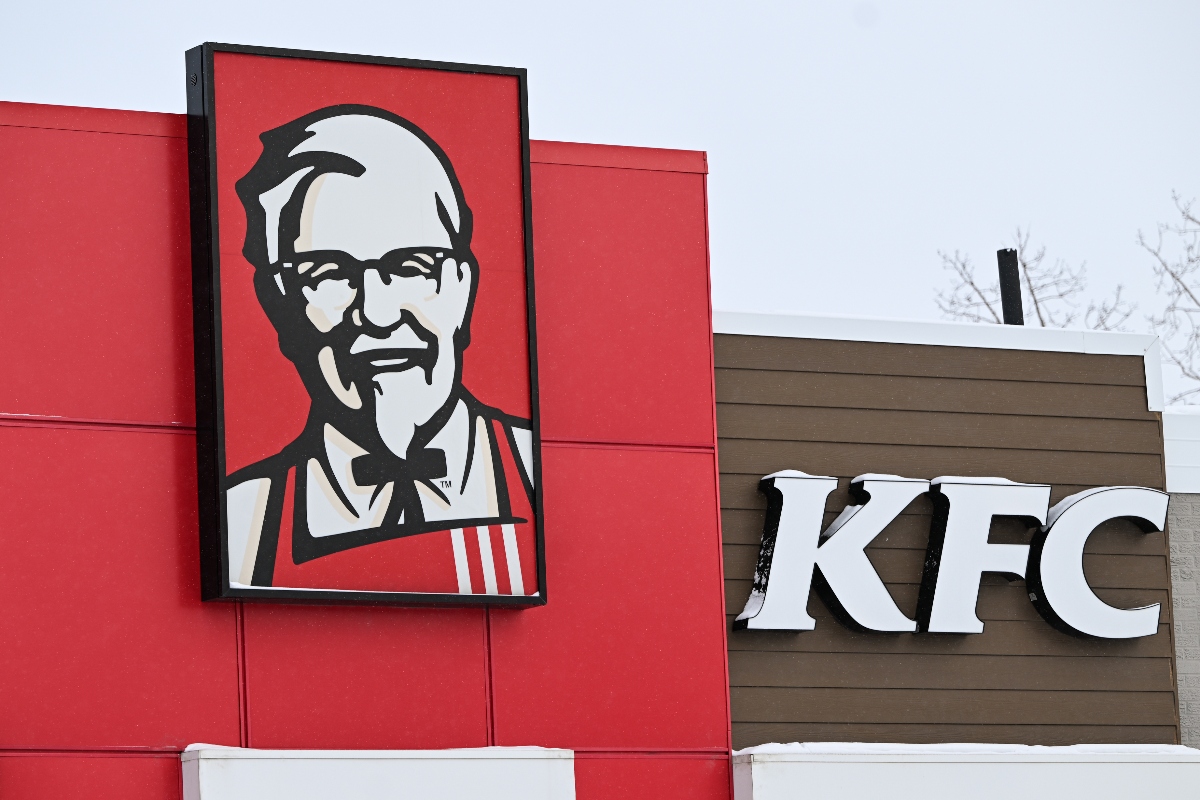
[346, 310, 440, 380]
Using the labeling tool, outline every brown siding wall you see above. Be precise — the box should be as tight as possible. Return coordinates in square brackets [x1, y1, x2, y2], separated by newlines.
[715, 334, 1179, 749]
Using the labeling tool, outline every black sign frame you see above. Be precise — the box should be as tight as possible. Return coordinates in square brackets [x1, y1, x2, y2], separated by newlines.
[185, 42, 545, 607]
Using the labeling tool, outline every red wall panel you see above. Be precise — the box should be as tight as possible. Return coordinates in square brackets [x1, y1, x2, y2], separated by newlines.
[0, 425, 239, 749]
[489, 445, 728, 749]
[574, 755, 730, 800]
[531, 161, 716, 447]
[0, 103, 730, 799]
[0, 754, 179, 800]
[0, 118, 194, 426]
[529, 140, 707, 173]
[242, 605, 488, 750]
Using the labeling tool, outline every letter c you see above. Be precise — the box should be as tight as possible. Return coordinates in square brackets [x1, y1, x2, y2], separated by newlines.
[1026, 487, 1167, 639]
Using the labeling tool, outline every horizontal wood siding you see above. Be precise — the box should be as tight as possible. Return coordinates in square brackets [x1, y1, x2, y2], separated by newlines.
[715, 333, 1178, 748]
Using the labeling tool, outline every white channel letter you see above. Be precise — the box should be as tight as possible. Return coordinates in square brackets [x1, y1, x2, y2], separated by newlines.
[1028, 487, 1167, 639]
[735, 470, 838, 631]
[919, 477, 1051, 634]
[816, 475, 928, 632]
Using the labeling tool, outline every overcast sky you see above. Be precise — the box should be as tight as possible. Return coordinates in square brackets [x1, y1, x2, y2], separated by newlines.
[3, 2, 1197, 338]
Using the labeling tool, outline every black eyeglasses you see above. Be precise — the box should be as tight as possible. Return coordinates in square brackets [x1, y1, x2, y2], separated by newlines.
[277, 248, 465, 289]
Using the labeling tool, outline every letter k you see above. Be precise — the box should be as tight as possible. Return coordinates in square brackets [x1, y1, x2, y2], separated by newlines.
[735, 472, 927, 632]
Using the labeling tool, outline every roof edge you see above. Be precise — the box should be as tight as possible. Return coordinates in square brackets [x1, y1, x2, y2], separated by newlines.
[0, 100, 185, 138]
[529, 139, 707, 173]
[714, 310, 1164, 413]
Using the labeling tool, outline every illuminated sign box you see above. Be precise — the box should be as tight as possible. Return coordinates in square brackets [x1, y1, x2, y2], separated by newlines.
[185, 44, 544, 606]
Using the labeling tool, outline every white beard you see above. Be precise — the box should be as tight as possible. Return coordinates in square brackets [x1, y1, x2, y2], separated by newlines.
[372, 357, 457, 456]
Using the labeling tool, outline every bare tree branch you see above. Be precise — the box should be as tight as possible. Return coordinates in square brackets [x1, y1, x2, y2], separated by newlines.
[937, 195, 1200, 402]
[1013, 227, 1085, 327]
[1141, 193, 1200, 403]
[1085, 285, 1136, 331]
[938, 227, 1135, 336]
[939, 228, 1093, 327]
[935, 250, 1001, 323]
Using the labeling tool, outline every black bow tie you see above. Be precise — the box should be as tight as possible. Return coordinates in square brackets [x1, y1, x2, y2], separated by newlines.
[351, 448, 447, 487]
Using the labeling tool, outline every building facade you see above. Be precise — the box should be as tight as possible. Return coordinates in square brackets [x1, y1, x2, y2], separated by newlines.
[2, 65, 1199, 797]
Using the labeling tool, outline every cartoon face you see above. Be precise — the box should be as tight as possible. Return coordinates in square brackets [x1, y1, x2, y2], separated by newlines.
[238, 109, 478, 457]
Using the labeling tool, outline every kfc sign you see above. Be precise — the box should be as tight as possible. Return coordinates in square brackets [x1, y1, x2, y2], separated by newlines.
[735, 471, 1168, 639]
[186, 44, 543, 605]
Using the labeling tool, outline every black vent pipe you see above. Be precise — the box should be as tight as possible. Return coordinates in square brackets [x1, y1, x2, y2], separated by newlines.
[997, 248, 1023, 325]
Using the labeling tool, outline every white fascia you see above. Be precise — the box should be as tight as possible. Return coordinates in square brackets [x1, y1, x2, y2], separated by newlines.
[713, 311, 1164, 413]
[181, 746, 575, 800]
[1163, 407, 1200, 493]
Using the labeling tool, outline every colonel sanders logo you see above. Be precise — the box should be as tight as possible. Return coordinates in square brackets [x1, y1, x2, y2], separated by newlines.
[223, 106, 536, 597]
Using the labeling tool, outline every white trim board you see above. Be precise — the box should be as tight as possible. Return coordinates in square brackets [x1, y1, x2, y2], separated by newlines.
[182, 746, 576, 800]
[713, 311, 1164, 412]
[732, 744, 1200, 800]
[1164, 408, 1200, 493]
